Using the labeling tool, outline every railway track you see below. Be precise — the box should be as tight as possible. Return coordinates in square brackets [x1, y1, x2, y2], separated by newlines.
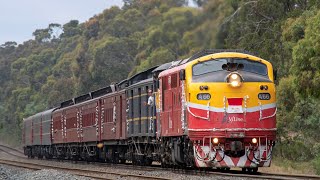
[0, 144, 24, 154]
[0, 158, 171, 180]
[0, 144, 319, 180]
[0, 144, 25, 158]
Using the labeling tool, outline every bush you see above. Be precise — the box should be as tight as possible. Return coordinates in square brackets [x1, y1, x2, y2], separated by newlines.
[275, 140, 313, 161]
[312, 156, 320, 175]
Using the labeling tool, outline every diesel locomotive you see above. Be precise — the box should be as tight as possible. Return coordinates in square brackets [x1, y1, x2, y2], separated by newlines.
[23, 50, 276, 172]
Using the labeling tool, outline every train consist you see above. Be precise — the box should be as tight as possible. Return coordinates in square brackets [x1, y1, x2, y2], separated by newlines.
[23, 50, 276, 172]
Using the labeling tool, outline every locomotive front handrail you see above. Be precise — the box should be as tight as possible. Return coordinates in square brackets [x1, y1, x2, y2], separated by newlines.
[212, 148, 225, 163]
[194, 146, 210, 161]
[194, 144, 225, 163]
[252, 146, 273, 162]
[246, 148, 260, 165]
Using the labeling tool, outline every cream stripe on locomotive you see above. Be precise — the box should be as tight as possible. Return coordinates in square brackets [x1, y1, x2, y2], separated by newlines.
[187, 102, 276, 113]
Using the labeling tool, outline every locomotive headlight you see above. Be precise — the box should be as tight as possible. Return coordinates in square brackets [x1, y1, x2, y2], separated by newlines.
[227, 73, 242, 87]
[213, 138, 219, 144]
[231, 74, 238, 80]
[252, 138, 257, 144]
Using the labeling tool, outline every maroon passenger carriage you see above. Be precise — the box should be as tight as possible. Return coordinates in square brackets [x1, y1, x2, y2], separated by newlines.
[51, 84, 128, 162]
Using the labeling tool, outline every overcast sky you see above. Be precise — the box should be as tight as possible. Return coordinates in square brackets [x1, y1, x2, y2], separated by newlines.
[0, 0, 124, 45]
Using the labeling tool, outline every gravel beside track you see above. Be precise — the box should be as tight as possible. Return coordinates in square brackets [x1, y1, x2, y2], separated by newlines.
[0, 164, 91, 180]
[0, 158, 241, 180]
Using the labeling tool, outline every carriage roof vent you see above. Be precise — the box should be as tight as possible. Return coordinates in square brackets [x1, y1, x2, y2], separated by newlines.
[60, 99, 75, 108]
[91, 86, 113, 99]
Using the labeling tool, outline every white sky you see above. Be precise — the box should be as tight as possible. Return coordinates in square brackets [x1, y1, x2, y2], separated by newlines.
[0, 0, 124, 45]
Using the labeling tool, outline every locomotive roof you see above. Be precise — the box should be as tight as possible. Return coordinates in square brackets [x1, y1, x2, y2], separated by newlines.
[128, 66, 158, 86]
[152, 62, 173, 72]
[117, 79, 128, 90]
[158, 49, 257, 77]
[126, 77, 153, 89]
[186, 49, 254, 63]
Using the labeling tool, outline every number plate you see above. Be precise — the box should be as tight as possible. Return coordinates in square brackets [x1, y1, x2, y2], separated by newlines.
[258, 93, 271, 100]
[197, 93, 211, 100]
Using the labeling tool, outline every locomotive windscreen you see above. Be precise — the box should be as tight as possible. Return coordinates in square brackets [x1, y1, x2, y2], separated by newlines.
[192, 58, 270, 82]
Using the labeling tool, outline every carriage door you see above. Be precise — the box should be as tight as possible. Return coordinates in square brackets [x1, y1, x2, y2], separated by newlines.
[61, 110, 66, 143]
[168, 75, 175, 134]
[116, 95, 123, 139]
[170, 73, 181, 135]
[97, 99, 102, 142]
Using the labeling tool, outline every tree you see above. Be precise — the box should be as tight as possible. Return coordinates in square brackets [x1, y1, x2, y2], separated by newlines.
[61, 20, 81, 38]
[33, 28, 51, 43]
[0, 41, 17, 48]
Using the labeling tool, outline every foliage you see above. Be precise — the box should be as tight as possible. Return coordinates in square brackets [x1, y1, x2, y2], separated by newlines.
[313, 156, 320, 175]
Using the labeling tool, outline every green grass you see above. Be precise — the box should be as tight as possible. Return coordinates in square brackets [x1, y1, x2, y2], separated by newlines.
[259, 156, 316, 175]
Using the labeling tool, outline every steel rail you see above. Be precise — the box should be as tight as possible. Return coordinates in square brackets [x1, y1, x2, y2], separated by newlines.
[0, 158, 172, 180]
[0, 144, 24, 154]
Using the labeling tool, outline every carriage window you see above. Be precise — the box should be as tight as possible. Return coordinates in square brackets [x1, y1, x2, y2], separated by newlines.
[162, 77, 168, 90]
[162, 79, 165, 111]
[171, 74, 178, 88]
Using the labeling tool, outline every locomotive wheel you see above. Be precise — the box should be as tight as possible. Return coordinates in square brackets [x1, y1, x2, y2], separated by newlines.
[146, 158, 153, 166]
[242, 167, 258, 173]
[224, 167, 230, 171]
[217, 167, 230, 171]
[113, 154, 120, 164]
[251, 167, 258, 173]
[132, 155, 137, 165]
[120, 159, 126, 164]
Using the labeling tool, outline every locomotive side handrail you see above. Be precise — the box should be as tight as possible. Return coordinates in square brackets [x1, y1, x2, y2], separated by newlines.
[259, 102, 277, 120]
[186, 102, 210, 120]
